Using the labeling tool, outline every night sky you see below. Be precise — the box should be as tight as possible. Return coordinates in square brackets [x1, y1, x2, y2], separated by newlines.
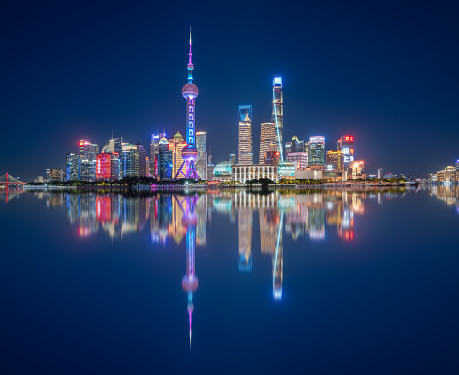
[1, 0, 458, 181]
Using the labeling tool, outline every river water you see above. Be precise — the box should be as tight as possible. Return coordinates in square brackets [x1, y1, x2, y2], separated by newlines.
[1, 186, 458, 374]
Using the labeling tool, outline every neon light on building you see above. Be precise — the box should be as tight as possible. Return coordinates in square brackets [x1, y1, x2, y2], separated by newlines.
[96, 153, 111, 180]
[174, 28, 199, 180]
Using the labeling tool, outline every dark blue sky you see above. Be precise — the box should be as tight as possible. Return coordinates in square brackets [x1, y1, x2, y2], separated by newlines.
[1, 0, 458, 180]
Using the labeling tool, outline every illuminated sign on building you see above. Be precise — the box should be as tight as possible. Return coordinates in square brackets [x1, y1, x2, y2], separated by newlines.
[274, 76, 282, 85]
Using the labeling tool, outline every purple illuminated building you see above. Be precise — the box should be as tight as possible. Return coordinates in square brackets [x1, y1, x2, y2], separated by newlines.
[174, 28, 199, 180]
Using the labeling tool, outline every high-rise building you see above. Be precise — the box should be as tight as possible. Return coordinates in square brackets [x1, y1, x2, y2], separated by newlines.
[238, 105, 253, 165]
[121, 143, 139, 177]
[111, 153, 120, 180]
[79, 140, 99, 181]
[136, 141, 147, 177]
[169, 132, 186, 178]
[326, 150, 342, 170]
[175, 28, 200, 179]
[259, 122, 277, 164]
[156, 137, 173, 180]
[337, 135, 355, 172]
[308, 136, 325, 167]
[264, 144, 280, 165]
[150, 131, 166, 177]
[272, 76, 283, 158]
[196, 131, 207, 179]
[377, 168, 383, 179]
[65, 153, 80, 181]
[229, 153, 236, 164]
[110, 137, 122, 154]
[96, 153, 112, 180]
[285, 136, 305, 156]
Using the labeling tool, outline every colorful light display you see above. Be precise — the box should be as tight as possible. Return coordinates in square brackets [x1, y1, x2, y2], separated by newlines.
[174, 28, 199, 180]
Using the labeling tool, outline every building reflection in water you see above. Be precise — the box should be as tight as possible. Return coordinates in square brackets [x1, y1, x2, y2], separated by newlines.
[38, 186, 459, 343]
[57, 189, 368, 292]
[174, 194, 199, 350]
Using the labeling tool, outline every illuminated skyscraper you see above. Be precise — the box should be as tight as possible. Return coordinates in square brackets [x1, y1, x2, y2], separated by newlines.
[238, 105, 253, 165]
[66, 153, 80, 181]
[96, 153, 111, 180]
[121, 143, 138, 177]
[229, 153, 236, 164]
[272, 76, 283, 155]
[109, 137, 122, 179]
[150, 131, 165, 177]
[259, 122, 277, 164]
[337, 135, 355, 172]
[136, 141, 147, 177]
[326, 150, 342, 170]
[285, 136, 305, 156]
[196, 131, 207, 179]
[169, 132, 186, 178]
[308, 136, 325, 167]
[175, 28, 200, 179]
[79, 140, 99, 181]
[264, 144, 280, 165]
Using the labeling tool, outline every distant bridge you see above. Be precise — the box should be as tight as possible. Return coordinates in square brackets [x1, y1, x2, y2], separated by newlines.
[0, 173, 25, 203]
[0, 173, 25, 187]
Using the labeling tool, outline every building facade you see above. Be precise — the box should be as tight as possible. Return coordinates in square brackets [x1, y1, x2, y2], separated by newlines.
[65, 153, 80, 181]
[287, 152, 308, 171]
[326, 150, 342, 170]
[196, 131, 207, 179]
[47, 168, 64, 182]
[337, 135, 355, 172]
[96, 153, 112, 180]
[136, 141, 147, 177]
[285, 136, 305, 157]
[259, 122, 277, 164]
[121, 143, 139, 177]
[272, 76, 283, 156]
[232, 164, 279, 183]
[238, 105, 253, 165]
[79, 140, 99, 181]
[263, 144, 280, 165]
[308, 136, 325, 167]
[169, 132, 186, 178]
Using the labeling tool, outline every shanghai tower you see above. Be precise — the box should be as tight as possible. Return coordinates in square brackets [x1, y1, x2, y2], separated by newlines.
[272, 76, 283, 158]
[174, 28, 200, 180]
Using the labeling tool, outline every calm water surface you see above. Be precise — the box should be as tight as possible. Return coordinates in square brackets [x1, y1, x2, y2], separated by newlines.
[1, 186, 458, 374]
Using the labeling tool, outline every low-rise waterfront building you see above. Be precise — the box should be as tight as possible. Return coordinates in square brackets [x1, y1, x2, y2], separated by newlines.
[232, 164, 278, 183]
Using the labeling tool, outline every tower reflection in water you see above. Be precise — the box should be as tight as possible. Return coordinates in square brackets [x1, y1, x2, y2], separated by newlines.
[62, 191, 368, 298]
[42, 187, 457, 343]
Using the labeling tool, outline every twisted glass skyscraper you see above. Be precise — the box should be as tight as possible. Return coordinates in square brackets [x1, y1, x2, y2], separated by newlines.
[272, 76, 283, 156]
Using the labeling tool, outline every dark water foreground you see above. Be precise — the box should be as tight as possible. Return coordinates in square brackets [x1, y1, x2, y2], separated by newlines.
[1, 186, 458, 374]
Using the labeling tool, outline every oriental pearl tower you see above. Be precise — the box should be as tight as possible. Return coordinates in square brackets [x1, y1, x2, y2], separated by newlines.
[174, 28, 200, 180]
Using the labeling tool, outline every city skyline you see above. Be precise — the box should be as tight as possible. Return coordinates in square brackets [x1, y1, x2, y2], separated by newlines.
[2, 1, 458, 181]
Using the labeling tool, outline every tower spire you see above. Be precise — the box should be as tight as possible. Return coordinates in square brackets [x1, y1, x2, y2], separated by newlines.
[187, 26, 194, 82]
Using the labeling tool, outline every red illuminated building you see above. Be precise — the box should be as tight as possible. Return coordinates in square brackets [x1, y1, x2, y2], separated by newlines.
[96, 153, 111, 180]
